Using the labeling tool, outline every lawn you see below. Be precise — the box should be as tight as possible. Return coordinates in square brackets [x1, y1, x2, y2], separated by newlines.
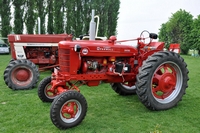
[0, 54, 200, 133]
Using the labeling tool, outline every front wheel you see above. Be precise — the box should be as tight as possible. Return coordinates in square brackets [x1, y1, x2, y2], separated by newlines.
[38, 76, 56, 102]
[50, 91, 87, 130]
[136, 51, 189, 110]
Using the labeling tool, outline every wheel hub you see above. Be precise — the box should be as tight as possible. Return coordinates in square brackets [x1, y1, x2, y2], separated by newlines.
[62, 102, 77, 119]
[15, 69, 30, 81]
[160, 73, 176, 92]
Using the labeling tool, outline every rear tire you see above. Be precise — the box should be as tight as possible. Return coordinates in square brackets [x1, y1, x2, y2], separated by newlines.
[50, 91, 87, 129]
[3, 59, 39, 90]
[111, 83, 136, 95]
[136, 51, 189, 110]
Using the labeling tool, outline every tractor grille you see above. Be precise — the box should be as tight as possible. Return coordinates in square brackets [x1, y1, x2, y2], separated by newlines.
[59, 49, 70, 72]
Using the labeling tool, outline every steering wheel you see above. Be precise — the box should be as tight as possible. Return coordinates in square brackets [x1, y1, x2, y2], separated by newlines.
[140, 30, 151, 45]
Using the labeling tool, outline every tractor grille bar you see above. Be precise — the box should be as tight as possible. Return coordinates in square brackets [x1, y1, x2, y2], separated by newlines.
[59, 49, 70, 72]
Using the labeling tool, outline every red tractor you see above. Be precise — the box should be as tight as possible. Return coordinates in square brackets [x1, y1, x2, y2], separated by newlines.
[37, 30, 189, 129]
[3, 34, 73, 90]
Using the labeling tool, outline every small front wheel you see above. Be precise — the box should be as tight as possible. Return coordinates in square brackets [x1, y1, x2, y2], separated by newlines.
[50, 91, 87, 130]
[38, 76, 55, 102]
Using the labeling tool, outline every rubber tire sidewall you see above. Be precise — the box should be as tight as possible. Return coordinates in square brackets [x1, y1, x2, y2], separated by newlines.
[111, 83, 136, 95]
[38, 76, 54, 102]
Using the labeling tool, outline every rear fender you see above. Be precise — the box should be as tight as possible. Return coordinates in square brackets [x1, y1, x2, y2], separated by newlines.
[148, 42, 165, 50]
[139, 50, 163, 66]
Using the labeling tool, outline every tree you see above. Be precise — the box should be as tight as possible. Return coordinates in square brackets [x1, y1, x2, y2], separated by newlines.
[0, 0, 119, 37]
[106, 0, 120, 37]
[158, 9, 193, 54]
[36, 0, 47, 34]
[13, 0, 25, 34]
[53, 0, 64, 34]
[64, 0, 120, 38]
[158, 23, 170, 48]
[47, 0, 53, 34]
[190, 15, 200, 54]
[91, 0, 120, 37]
[24, 0, 36, 34]
[81, 0, 91, 35]
[0, 0, 12, 40]
[65, 0, 85, 37]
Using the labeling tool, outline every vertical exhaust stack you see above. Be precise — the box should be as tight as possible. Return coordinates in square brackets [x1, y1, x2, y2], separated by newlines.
[38, 17, 41, 34]
[89, 9, 96, 40]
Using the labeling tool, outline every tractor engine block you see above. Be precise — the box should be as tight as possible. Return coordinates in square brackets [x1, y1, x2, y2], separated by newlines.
[81, 57, 132, 75]
[81, 58, 104, 73]
[25, 47, 58, 65]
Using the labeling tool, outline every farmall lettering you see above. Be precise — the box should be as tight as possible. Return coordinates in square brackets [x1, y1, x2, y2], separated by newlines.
[97, 46, 113, 51]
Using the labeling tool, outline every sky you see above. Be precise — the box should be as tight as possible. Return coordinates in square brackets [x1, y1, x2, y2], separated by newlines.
[117, 0, 200, 42]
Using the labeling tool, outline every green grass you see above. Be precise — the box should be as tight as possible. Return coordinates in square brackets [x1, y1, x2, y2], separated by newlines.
[0, 54, 200, 133]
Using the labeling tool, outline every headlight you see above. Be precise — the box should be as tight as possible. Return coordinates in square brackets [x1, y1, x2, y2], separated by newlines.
[74, 44, 81, 52]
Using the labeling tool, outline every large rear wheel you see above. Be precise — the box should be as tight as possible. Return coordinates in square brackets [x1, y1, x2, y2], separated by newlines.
[136, 51, 189, 110]
[4, 59, 39, 90]
[50, 91, 87, 129]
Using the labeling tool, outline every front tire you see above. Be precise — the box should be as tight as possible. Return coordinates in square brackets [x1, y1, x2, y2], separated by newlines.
[136, 51, 189, 110]
[50, 91, 87, 130]
[38, 76, 55, 102]
[3, 59, 39, 90]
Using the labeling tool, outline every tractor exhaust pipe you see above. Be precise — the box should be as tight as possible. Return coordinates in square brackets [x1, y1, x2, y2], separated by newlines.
[89, 9, 96, 40]
[38, 17, 41, 34]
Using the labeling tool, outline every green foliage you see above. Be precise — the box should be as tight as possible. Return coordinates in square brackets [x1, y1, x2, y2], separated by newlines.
[13, 0, 25, 34]
[159, 9, 194, 54]
[36, 0, 47, 34]
[53, 0, 64, 34]
[0, 0, 119, 38]
[0, 0, 12, 40]
[190, 15, 200, 54]
[158, 23, 170, 48]
[24, 0, 36, 34]
[106, 0, 120, 36]
[64, 0, 84, 36]
[47, 0, 53, 34]
[90, 0, 120, 37]
[64, 0, 120, 38]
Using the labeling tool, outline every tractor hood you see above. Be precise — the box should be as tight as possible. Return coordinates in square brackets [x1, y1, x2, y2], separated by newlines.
[59, 40, 138, 57]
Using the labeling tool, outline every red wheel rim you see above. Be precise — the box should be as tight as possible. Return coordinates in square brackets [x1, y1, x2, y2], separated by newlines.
[45, 83, 57, 98]
[11, 66, 33, 86]
[151, 62, 182, 103]
[60, 99, 82, 123]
